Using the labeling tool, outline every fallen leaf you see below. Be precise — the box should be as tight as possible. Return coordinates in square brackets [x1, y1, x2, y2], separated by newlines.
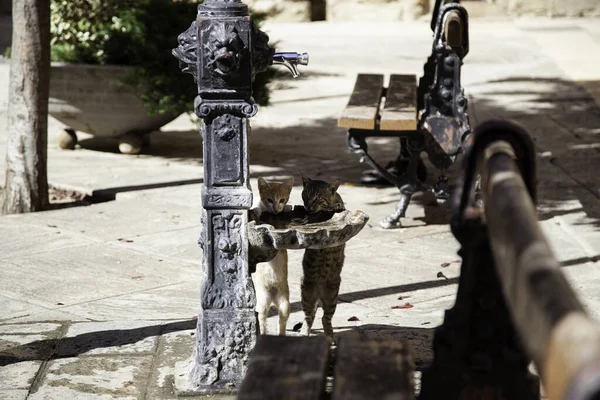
[348, 316, 360, 322]
[398, 295, 411, 300]
[293, 322, 303, 332]
[56, 302, 64, 306]
[192, 315, 198, 321]
[441, 262, 451, 268]
[131, 276, 144, 280]
[47, 225, 57, 228]
[392, 303, 413, 309]
[123, 380, 134, 386]
[421, 322, 431, 325]
[437, 272, 449, 280]
[452, 260, 461, 263]
[118, 238, 134, 243]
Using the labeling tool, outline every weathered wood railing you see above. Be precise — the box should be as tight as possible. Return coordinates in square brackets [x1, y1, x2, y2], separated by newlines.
[238, 120, 600, 400]
[420, 120, 600, 400]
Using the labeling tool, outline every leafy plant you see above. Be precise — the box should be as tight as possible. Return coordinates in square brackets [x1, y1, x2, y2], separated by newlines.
[50, 0, 275, 116]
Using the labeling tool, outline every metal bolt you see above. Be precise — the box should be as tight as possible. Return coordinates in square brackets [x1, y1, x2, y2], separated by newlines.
[441, 89, 452, 101]
[443, 78, 453, 88]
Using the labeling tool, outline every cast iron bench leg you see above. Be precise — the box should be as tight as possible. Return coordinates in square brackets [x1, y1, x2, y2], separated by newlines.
[380, 185, 415, 229]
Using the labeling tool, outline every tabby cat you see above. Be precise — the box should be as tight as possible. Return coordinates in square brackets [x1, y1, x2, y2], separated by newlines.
[300, 175, 345, 343]
[253, 177, 294, 335]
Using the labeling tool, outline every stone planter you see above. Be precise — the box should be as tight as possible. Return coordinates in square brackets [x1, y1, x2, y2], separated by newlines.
[48, 63, 178, 154]
[248, 207, 369, 268]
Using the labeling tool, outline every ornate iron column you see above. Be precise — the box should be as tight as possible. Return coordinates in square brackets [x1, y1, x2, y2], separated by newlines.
[172, 0, 306, 393]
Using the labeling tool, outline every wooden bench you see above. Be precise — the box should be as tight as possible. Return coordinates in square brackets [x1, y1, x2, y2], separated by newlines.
[338, 73, 417, 132]
[238, 335, 415, 400]
[338, 1, 471, 229]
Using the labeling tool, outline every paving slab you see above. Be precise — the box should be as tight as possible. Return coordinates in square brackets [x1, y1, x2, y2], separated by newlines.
[0, 243, 198, 311]
[0, 361, 42, 390]
[0, 323, 62, 336]
[0, 327, 64, 391]
[0, 390, 29, 400]
[147, 327, 196, 400]
[61, 282, 201, 322]
[56, 321, 163, 357]
[31, 356, 153, 399]
[1, 310, 93, 325]
[0, 295, 56, 323]
[0, 220, 100, 262]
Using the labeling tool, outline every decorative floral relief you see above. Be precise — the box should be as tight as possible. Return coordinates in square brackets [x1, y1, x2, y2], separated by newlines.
[204, 23, 245, 78]
[213, 115, 238, 142]
[172, 21, 198, 80]
[201, 213, 251, 309]
[196, 317, 255, 385]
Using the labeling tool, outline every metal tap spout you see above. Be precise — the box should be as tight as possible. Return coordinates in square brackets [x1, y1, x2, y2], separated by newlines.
[272, 52, 309, 78]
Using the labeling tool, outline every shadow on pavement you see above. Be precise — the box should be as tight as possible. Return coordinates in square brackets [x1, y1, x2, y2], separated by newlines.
[469, 76, 600, 230]
[0, 319, 195, 367]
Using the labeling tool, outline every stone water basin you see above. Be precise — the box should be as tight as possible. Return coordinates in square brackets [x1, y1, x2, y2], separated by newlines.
[247, 207, 369, 267]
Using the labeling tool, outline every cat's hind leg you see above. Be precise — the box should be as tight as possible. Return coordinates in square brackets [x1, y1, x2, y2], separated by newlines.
[321, 277, 341, 344]
[256, 300, 270, 335]
[277, 296, 290, 336]
[301, 278, 319, 336]
[253, 275, 270, 335]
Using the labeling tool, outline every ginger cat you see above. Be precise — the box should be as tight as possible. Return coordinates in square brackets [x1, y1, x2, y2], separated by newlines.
[253, 177, 294, 335]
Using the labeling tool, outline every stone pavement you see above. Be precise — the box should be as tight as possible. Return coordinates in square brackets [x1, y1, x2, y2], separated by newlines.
[1, 16, 600, 399]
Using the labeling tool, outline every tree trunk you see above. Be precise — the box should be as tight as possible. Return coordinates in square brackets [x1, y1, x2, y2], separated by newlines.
[2, 0, 50, 215]
[310, 0, 326, 21]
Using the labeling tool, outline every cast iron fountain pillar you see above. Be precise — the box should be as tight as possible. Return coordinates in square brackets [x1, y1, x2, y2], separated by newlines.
[173, 0, 267, 393]
[172, 0, 306, 393]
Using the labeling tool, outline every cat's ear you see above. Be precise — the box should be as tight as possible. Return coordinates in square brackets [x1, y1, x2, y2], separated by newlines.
[301, 174, 312, 187]
[283, 177, 294, 190]
[330, 179, 341, 193]
[257, 177, 269, 191]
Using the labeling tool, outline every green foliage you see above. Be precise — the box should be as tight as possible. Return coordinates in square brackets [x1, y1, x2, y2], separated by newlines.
[3, 46, 10, 59]
[50, 0, 274, 116]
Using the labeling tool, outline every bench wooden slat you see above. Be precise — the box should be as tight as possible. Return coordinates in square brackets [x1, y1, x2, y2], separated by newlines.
[338, 74, 384, 130]
[238, 335, 329, 400]
[380, 74, 417, 131]
[332, 336, 414, 400]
